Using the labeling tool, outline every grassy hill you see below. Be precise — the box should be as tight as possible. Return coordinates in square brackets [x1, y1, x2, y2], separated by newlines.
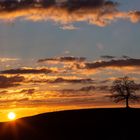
[0, 108, 140, 140]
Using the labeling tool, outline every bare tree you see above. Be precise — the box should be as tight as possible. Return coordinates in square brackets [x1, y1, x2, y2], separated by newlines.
[109, 76, 140, 108]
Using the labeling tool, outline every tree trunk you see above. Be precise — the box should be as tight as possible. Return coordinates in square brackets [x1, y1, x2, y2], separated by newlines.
[126, 97, 129, 109]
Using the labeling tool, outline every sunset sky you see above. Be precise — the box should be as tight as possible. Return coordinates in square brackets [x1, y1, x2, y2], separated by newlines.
[0, 0, 140, 122]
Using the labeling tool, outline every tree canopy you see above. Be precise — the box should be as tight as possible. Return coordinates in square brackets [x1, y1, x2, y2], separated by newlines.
[109, 76, 140, 108]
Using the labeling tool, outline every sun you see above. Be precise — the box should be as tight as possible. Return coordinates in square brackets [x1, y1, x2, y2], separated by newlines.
[8, 112, 16, 120]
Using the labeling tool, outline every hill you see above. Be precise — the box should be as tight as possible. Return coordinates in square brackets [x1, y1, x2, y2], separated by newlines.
[0, 108, 140, 140]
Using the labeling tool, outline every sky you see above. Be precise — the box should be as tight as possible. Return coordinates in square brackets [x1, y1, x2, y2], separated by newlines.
[0, 0, 140, 121]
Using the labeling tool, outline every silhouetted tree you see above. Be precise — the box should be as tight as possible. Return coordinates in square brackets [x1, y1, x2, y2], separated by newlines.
[109, 76, 140, 109]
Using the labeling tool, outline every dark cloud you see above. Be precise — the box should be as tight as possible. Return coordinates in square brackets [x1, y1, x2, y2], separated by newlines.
[0, 68, 54, 74]
[101, 55, 132, 60]
[81, 58, 140, 69]
[100, 55, 116, 59]
[63, 0, 109, 10]
[0, 0, 117, 11]
[0, 0, 139, 27]
[0, 75, 24, 88]
[121, 55, 131, 59]
[20, 88, 36, 94]
[26, 77, 94, 84]
[0, 0, 55, 10]
[46, 77, 94, 84]
[38, 56, 86, 63]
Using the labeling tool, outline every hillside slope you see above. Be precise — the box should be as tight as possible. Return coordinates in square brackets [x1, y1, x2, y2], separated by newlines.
[0, 108, 139, 140]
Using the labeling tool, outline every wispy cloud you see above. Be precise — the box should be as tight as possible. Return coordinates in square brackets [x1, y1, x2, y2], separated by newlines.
[60, 24, 79, 30]
[54, 85, 110, 97]
[37, 56, 86, 63]
[0, 67, 55, 74]
[0, 57, 19, 62]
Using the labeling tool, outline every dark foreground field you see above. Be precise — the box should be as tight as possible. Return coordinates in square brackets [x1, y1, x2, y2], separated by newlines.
[0, 108, 140, 140]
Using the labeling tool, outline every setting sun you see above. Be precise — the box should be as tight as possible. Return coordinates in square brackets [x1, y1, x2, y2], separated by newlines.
[8, 112, 16, 120]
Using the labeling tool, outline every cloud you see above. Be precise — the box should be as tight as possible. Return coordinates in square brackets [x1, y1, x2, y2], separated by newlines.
[129, 11, 140, 23]
[0, 67, 54, 74]
[0, 57, 19, 62]
[46, 77, 94, 84]
[121, 55, 131, 59]
[0, 0, 139, 27]
[60, 24, 79, 30]
[99, 79, 110, 84]
[97, 85, 109, 91]
[78, 58, 140, 69]
[0, 98, 29, 103]
[62, 86, 95, 92]
[49, 85, 110, 98]
[20, 88, 36, 94]
[0, 2, 117, 26]
[58, 85, 109, 94]
[0, 90, 8, 95]
[0, 75, 24, 88]
[100, 55, 116, 59]
[78, 85, 96, 91]
[101, 55, 133, 59]
[37, 56, 86, 63]
[101, 55, 133, 60]
[0, 0, 117, 10]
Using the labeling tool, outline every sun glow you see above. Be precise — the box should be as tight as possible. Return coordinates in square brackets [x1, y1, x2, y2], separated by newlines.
[8, 112, 16, 120]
